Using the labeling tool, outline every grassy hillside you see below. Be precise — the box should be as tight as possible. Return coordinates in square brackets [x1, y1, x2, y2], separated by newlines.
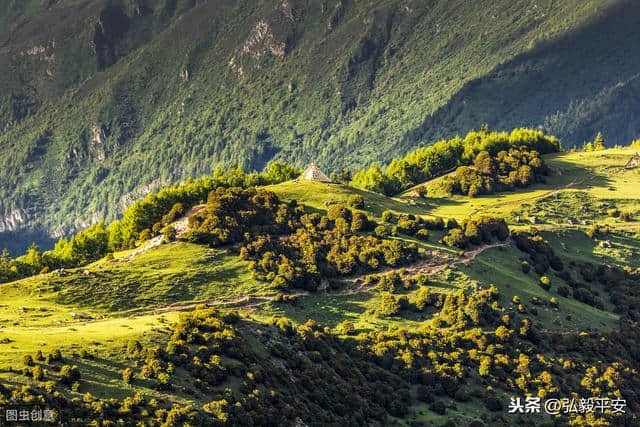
[3, 0, 640, 250]
[1, 147, 639, 425]
[404, 147, 640, 226]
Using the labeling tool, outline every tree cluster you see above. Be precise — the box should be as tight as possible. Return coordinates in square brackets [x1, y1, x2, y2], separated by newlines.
[351, 128, 561, 195]
[441, 216, 510, 249]
[437, 148, 548, 197]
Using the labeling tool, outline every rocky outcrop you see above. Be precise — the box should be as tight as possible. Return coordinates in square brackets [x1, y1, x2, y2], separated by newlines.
[21, 40, 56, 77]
[0, 209, 28, 232]
[229, 19, 287, 77]
[118, 178, 166, 211]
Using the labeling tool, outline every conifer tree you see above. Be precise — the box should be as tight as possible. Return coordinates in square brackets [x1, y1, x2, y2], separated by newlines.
[593, 132, 606, 151]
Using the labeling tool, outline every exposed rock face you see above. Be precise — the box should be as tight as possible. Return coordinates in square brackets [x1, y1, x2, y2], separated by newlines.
[229, 19, 287, 77]
[118, 178, 166, 211]
[242, 20, 286, 59]
[0, 209, 28, 232]
[22, 40, 56, 77]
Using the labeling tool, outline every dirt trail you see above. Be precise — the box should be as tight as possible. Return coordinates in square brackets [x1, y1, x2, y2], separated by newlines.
[63, 242, 509, 325]
[121, 204, 206, 261]
[468, 178, 584, 217]
[340, 242, 509, 295]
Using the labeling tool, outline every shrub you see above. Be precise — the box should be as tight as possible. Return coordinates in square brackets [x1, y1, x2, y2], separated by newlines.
[607, 208, 620, 218]
[381, 210, 395, 223]
[122, 368, 134, 384]
[549, 297, 559, 307]
[336, 320, 355, 335]
[495, 326, 512, 341]
[163, 226, 177, 243]
[374, 225, 388, 237]
[138, 229, 152, 243]
[539, 275, 551, 290]
[22, 354, 34, 367]
[377, 293, 401, 316]
[557, 286, 570, 298]
[521, 261, 531, 274]
[32, 365, 44, 381]
[327, 204, 352, 222]
[347, 195, 365, 209]
[442, 228, 466, 248]
[620, 211, 633, 222]
[59, 365, 81, 385]
[430, 400, 447, 415]
[416, 228, 429, 240]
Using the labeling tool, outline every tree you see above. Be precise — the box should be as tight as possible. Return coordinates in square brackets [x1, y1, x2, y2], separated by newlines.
[347, 195, 365, 209]
[330, 168, 352, 184]
[474, 151, 495, 175]
[593, 132, 605, 151]
[263, 161, 301, 184]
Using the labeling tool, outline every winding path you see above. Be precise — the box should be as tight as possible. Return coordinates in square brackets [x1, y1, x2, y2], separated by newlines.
[59, 242, 511, 326]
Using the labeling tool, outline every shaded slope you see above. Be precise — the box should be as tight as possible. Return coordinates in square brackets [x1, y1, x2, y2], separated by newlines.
[400, 0, 640, 151]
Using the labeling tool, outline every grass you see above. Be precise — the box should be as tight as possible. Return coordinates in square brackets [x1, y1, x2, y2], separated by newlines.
[0, 312, 179, 370]
[0, 147, 638, 422]
[268, 180, 428, 218]
[12, 242, 274, 313]
[459, 245, 619, 332]
[402, 147, 640, 227]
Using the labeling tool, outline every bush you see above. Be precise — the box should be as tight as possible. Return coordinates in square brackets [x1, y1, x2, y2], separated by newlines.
[521, 261, 531, 274]
[442, 228, 466, 248]
[32, 365, 44, 381]
[347, 195, 365, 209]
[381, 210, 395, 224]
[377, 293, 401, 316]
[163, 225, 177, 243]
[335, 320, 355, 335]
[620, 211, 633, 222]
[416, 228, 429, 240]
[59, 365, 81, 385]
[374, 225, 388, 237]
[607, 208, 620, 218]
[557, 286, 570, 298]
[22, 354, 34, 367]
[138, 229, 152, 243]
[429, 400, 447, 415]
[122, 368, 134, 384]
[327, 204, 352, 222]
[539, 275, 551, 290]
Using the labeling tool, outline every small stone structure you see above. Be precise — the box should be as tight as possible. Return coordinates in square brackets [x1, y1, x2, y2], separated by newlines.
[299, 163, 331, 182]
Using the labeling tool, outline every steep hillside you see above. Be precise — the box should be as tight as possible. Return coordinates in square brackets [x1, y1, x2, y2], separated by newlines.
[2, 0, 640, 251]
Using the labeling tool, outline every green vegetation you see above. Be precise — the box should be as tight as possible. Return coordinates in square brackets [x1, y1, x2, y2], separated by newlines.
[2, 0, 639, 251]
[0, 143, 639, 425]
[351, 128, 561, 195]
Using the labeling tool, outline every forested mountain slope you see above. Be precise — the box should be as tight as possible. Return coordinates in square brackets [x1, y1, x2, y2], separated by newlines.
[1, 0, 639, 251]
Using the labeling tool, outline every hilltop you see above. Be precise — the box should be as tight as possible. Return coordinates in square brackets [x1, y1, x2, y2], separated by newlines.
[0, 146, 638, 425]
[3, 0, 640, 249]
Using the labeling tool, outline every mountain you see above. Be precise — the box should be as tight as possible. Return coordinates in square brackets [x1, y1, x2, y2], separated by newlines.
[2, 0, 640, 251]
[0, 146, 639, 425]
